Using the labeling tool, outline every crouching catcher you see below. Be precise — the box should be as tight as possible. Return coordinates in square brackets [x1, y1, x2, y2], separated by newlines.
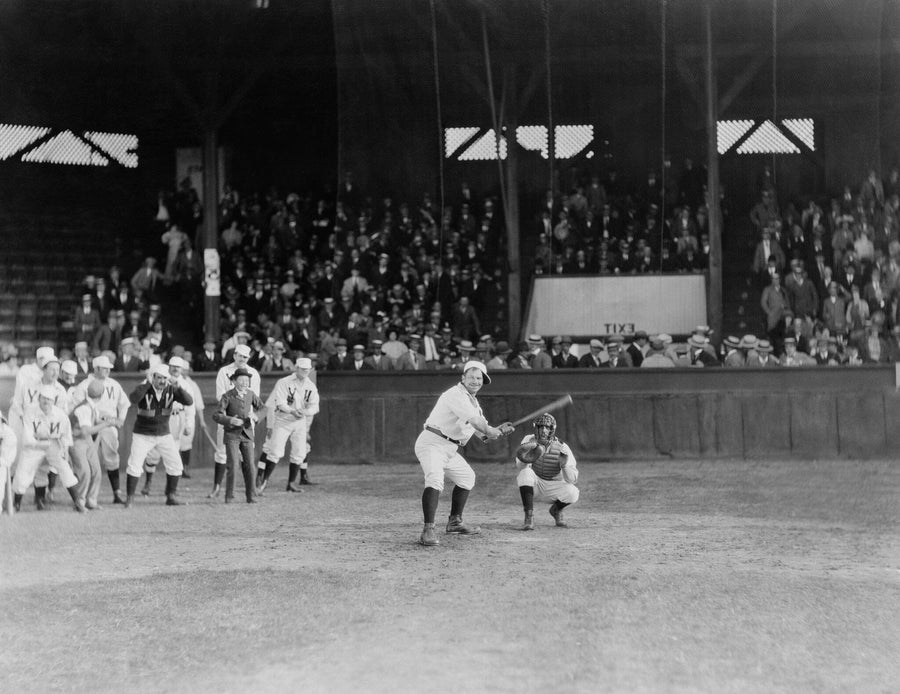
[515, 413, 579, 529]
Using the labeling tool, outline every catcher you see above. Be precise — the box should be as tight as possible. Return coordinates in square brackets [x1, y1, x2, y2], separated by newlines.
[515, 413, 579, 529]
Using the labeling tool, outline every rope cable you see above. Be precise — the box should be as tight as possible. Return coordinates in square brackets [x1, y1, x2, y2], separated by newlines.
[659, 0, 667, 272]
[480, 11, 508, 233]
[771, 0, 777, 188]
[429, 0, 446, 254]
[542, 0, 554, 274]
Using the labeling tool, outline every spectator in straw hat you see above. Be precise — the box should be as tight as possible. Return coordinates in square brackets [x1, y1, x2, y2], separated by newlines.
[604, 335, 632, 368]
[365, 339, 393, 371]
[578, 339, 607, 368]
[526, 334, 552, 370]
[721, 336, 744, 367]
[746, 339, 779, 367]
[686, 333, 720, 367]
[738, 335, 759, 364]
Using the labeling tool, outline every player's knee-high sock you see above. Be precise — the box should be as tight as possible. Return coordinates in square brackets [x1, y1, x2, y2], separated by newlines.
[287, 463, 300, 485]
[125, 474, 139, 497]
[107, 468, 121, 492]
[256, 453, 270, 482]
[180, 450, 191, 478]
[422, 487, 439, 524]
[34, 486, 47, 509]
[48, 471, 57, 492]
[262, 460, 277, 483]
[519, 485, 534, 512]
[449, 486, 469, 518]
[143, 471, 154, 493]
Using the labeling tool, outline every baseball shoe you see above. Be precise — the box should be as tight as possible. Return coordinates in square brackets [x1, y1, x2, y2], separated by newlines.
[86, 503, 102, 511]
[207, 484, 221, 499]
[246, 496, 258, 504]
[113, 490, 126, 505]
[446, 515, 480, 535]
[123, 494, 134, 509]
[286, 482, 304, 493]
[36, 497, 47, 511]
[521, 510, 535, 531]
[141, 484, 151, 497]
[419, 523, 439, 546]
[549, 505, 568, 528]
[165, 494, 184, 506]
[224, 496, 233, 504]
[299, 471, 316, 485]
[256, 478, 268, 495]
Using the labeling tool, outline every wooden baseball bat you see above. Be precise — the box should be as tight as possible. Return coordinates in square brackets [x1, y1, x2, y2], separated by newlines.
[508, 394, 574, 428]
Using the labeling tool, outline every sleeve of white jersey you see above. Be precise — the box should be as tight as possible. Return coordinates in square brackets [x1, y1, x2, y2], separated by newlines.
[116, 381, 130, 420]
[301, 382, 320, 417]
[559, 441, 578, 484]
[215, 368, 230, 400]
[0, 422, 17, 468]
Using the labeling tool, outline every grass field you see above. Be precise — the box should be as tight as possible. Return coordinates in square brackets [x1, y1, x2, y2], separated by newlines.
[2, 458, 899, 694]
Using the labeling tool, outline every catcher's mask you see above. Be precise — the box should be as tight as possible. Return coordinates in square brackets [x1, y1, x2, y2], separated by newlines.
[533, 413, 556, 443]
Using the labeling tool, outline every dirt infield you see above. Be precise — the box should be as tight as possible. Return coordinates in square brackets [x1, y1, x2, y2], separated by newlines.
[1, 459, 899, 693]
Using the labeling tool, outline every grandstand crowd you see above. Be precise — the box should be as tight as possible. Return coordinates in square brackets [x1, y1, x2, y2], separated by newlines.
[2, 162, 900, 374]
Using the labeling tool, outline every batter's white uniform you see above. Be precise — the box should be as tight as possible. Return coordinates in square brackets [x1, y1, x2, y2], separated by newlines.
[515, 433, 579, 505]
[69, 376, 129, 472]
[262, 373, 319, 464]
[414, 383, 483, 492]
[214, 363, 260, 464]
[12, 404, 77, 494]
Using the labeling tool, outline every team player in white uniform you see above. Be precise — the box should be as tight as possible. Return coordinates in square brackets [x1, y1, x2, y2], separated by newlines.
[22, 357, 69, 507]
[414, 360, 513, 546]
[211, 345, 260, 497]
[177, 356, 206, 479]
[11, 385, 82, 513]
[515, 413, 579, 529]
[256, 357, 319, 493]
[0, 413, 17, 513]
[69, 355, 130, 503]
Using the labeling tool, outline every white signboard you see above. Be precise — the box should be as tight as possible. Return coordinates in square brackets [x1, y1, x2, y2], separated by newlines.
[523, 275, 708, 337]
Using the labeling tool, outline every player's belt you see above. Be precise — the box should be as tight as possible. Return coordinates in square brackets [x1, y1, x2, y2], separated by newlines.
[424, 425, 461, 445]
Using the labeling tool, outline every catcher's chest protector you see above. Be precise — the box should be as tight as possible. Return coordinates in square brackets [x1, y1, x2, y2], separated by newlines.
[532, 439, 564, 481]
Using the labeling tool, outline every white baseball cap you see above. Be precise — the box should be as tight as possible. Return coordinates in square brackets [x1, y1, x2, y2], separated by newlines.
[462, 360, 490, 384]
[296, 357, 312, 369]
[92, 355, 114, 370]
[35, 346, 56, 368]
[60, 360, 78, 376]
[168, 356, 188, 369]
[151, 363, 171, 378]
[234, 344, 252, 357]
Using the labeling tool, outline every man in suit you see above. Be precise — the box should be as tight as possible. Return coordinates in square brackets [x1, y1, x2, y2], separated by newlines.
[525, 334, 553, 370]
[552, 336, 579, 368]
[130, 257, 163, 304]
[349, 344, 374, 371]
[74, 293, 102, 346]
[113, 337, 146, 372]
[193, 337, 222, 373]
[73, 341, 92, 378]
[752, 228, 786, 289]
[364, 339, 393, 371]
[760, 273, 790, 350]
[396, 334, 427, 371]
[604, 336, 633, 368]
[327, 338, 354, 371]
[578, 339, 608, 368]
[626, 331, 649, 367]
[857, 322, 891, 363]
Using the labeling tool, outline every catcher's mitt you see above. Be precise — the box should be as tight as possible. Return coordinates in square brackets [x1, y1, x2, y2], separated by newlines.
[516, 440, 545, 464]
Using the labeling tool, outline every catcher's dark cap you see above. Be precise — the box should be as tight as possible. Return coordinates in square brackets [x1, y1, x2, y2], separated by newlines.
[230, 367, 251, 380]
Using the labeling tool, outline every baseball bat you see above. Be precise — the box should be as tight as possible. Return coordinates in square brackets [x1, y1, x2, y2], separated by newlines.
[508, 394, 574, 428]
